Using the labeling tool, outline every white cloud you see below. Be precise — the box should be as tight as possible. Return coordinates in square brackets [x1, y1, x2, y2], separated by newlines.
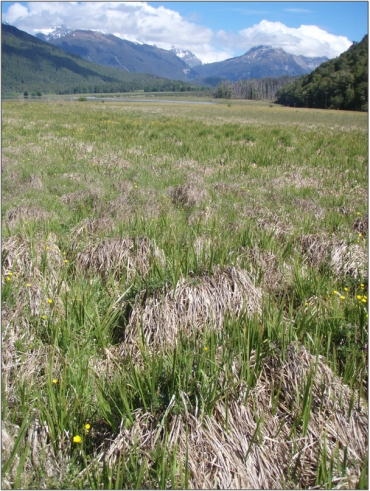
[238, 20, 352, 58]
[3, 3, 352, 62]
[3, 1, 229, 62]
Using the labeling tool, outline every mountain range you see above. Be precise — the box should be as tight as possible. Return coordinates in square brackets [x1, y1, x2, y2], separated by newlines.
[1, 23, 198, 96]
[36, 27, 199, 82]
[35, 25, 328, 83]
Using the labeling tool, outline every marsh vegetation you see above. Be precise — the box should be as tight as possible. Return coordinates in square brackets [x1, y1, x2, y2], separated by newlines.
[2, 99, 368, 489]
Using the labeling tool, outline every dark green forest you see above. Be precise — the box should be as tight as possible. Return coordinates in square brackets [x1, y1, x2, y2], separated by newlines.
[275, 35, 368, 111]
[1, 24, 203, 96]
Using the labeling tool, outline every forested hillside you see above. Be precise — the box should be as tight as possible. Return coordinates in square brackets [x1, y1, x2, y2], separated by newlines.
[1, 24, 201, 96]
[275, 35, 368, 110]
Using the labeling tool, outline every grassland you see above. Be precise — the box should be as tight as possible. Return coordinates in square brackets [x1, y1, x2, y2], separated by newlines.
[1, 99, 368, 489]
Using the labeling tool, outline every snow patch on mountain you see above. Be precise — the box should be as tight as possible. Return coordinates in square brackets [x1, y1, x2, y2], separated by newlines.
[170, 46, 202, 68]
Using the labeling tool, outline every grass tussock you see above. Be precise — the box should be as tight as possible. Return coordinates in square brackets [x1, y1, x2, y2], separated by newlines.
[5, 206, 53, 228]
[76, 236, 165, 281]
[89, 342, 366, 490]
[121, 266, 262, 358]
[301, 234, 367, 279]
[167, 183, 210, 208]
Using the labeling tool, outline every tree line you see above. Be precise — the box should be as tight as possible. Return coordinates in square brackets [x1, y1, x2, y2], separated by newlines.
[213, 76, 297, 100]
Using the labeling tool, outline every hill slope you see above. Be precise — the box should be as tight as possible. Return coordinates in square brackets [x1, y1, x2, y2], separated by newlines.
[37, 29, 198, 82]
[276, 35, 368, 110]
[1, 24, 196, 96]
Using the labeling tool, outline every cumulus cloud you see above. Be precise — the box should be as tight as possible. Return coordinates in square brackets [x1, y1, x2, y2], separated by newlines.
[3, 3, 352, 62]
[3, 1, 232, 62]
[238, 20, 352, 58]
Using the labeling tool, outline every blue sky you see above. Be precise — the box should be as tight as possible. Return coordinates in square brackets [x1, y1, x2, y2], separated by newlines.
[2, 2, 368, 63]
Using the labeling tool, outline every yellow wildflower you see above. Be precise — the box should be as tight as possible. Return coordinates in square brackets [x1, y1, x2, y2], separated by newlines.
[47, 298, 53, 304]
[73, 435, 82, 443]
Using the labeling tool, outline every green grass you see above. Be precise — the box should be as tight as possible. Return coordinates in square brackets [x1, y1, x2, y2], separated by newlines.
[2, 99, 368, 489]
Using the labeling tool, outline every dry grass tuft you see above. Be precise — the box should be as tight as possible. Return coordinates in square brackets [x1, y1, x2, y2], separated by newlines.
[2, 233, 63, 282]
[291, 198, 325, 220]
[301, 234, 332, 269]
[271, 170, 320, 190]
[330, 243, 367, 279]
[301, 235, 367, 279]
[96, 343, 367, 489]
[108, 188, 163, 220]
[5, 206, 52, 227]
[353, 213, 368, 237]
[58, 188, 102, 208]
[120, 266, 262, 358]
[92, 153, 131, 170]
[166, 184, 210, 208]
[245, 247, 293, 296]
[2, 415, 67, 489]
[76, 236, 165, 281]
[2, 234, 66, 326]
[68, 217, 116, 249]
[28, 174, 43, 190]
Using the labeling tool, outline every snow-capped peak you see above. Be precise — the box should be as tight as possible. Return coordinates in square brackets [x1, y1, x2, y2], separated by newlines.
[170, 46, 202, 68]
[34, 25, 73, 40]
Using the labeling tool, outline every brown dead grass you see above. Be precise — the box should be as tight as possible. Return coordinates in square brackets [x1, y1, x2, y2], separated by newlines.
[58, 188, 103, 209]
[330, 243, 367, 279]
[93, 342, 367, 489]
[2, 233, 63, 284]
[166, 184, 210, 208]
[271, 170, 320, 190]
[291, 198, 325, 220]
[5, 206, 53, 228]
[119, 266, 262, 360]
[107, 187, 164, 220]
[91, 153, 131, 170]
[245, 246, 293, 296]
[68, 217, 116, 249]
[301, 234, 367, 279]
[2, 234, 66, 334]
[76, 236, 165, 281]
[353, 213, 368, 237]
[27, 174, 43, 191]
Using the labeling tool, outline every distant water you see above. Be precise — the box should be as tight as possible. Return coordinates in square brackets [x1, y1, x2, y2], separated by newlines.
[73, 97, 215, 105]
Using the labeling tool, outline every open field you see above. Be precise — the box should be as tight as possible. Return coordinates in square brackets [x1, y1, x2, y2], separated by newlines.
[2, 99, 368, 489]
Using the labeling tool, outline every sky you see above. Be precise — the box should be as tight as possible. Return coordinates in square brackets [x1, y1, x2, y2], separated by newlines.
[1, 2, 368, 63]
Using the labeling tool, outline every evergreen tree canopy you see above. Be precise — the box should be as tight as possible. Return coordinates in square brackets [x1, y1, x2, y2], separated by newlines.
[276, 35, 368, 111]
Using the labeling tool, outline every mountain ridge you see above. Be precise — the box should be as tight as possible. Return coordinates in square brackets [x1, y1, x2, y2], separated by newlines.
[1, 23, 201, 95]
[34, 25, 328, 82]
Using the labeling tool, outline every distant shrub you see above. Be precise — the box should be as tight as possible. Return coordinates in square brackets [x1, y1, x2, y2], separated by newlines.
[78, 96, 87, 101]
